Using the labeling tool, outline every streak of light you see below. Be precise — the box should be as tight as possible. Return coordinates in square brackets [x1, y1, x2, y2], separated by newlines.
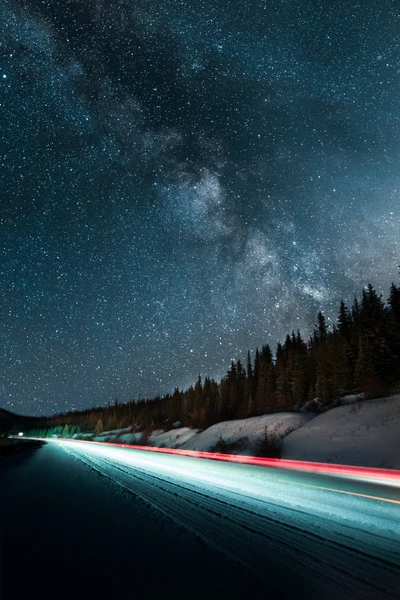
[273, 479, 400, 505]
[29, 436, 400, 488]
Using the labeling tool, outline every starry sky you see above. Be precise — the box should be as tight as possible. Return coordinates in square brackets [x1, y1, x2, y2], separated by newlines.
[2, 0, 400, 416]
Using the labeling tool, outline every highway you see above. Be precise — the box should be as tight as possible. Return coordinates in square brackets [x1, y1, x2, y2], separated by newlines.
[2, 439, 400, 598]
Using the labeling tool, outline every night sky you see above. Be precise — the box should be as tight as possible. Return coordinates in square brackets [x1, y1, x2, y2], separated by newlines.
[2, 0, 400, 416]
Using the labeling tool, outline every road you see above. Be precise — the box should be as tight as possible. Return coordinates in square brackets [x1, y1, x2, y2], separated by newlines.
[2, 440, 400, 599]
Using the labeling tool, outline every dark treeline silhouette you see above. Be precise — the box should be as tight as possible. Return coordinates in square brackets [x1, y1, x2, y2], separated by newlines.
[27, 277, 400, 438]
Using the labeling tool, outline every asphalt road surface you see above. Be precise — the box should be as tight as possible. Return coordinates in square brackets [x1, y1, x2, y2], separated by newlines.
[2, 440, 400, 599]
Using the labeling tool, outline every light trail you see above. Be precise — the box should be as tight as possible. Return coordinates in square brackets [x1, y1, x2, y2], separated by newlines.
[273, 479, 400, 506]
[20, 436, 400, 597]
[32, 435, 400, 488]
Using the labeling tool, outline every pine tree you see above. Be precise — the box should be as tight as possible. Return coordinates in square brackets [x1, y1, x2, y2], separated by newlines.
[192, 374, 203, 425]
[95, 418, 103, 436]
[355, 334, 379, 397]
[337, 300, 352, 341]
[253, 348, 261, 398]
[225, 360, 244, 418]
[170, 388, 182, 423]
[218, 377, 229, 417]
[275, 342, 291, 409]
[292, 332, 311, 404]
[254, 344, 275, 413]
[245, 350, 254, 407]
[351, 296, 361, 333]
[315, 311, 328, 344]
[360, 284, 386, 331]
[387, 280, 400, 382]
[62, 424, 70, 438]
[388, 282, 400, 325]
[330, 331, 353, 397]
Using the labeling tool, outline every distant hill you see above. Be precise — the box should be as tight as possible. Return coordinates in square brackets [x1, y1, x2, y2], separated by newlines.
[0, 408, 41, 434]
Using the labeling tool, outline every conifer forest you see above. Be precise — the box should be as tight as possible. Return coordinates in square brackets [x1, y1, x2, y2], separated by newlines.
[27, 278, 400, 438]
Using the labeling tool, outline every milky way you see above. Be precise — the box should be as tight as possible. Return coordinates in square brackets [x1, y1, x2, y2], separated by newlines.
[2, 0, 400, 416]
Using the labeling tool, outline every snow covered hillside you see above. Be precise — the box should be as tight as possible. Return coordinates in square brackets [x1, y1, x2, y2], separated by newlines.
[281, 394, 400, 469]
[91, 394, 400, 469]
[178, 413, 314, 454]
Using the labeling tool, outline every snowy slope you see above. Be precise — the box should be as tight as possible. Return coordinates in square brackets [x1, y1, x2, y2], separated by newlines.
[149, 426, 200, 448]
[281, 394, 400, 469]
[178, 413, 314, 454]
[87, 394, 400, 469]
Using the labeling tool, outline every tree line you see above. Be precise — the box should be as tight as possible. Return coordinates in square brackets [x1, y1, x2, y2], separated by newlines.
[26, 277, 400, 438]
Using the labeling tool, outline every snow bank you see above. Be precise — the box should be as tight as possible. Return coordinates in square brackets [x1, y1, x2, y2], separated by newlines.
[118, 432, 142, 444]
[92, 426, 142, 444]
[179, 413, 315, 455]
[281, 395, 400, 469]
[149, 427, 200, 448]
[73, 432, 93, 440]
[78, 394, 400, 469]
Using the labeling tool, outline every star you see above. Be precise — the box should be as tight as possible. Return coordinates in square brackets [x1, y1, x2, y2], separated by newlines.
[1, 0, 399, 416]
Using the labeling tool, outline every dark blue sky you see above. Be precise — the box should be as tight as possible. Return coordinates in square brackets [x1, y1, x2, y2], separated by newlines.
[2, 0, 400, 416]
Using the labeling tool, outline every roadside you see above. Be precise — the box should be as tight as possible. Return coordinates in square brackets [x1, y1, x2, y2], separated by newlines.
[0, 438, 46, 463]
